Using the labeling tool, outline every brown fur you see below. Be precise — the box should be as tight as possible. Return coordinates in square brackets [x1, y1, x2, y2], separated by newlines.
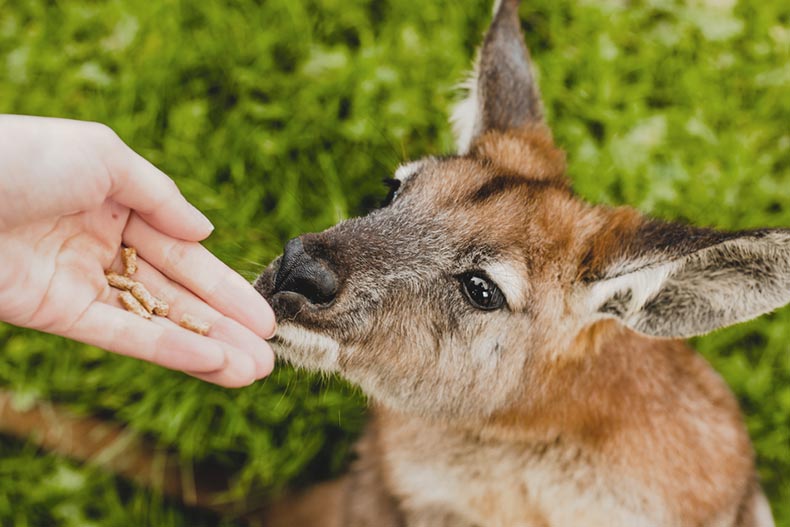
[268, 323, 757, 526]
[469, 127, 568, 185]
[486, 322, 753, 521]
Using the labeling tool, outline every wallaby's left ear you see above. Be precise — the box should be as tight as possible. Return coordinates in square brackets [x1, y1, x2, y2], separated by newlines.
[452, 0, 544, 154]
[580, 218, 790, 338]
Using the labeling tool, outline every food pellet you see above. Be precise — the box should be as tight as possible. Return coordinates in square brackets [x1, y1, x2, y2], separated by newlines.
[151, 299, 169, 317]
[130, 283, 163, 315]
[121, 247, 138, 276]
[105, 271, 136, 291]
[119, 291, 151, 320]
[179, 314, 210, 336]
[106, 246, 170, 320]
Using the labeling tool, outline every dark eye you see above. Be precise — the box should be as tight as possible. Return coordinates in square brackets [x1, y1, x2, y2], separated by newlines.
[382, 178, 401, 207]
[458, 272, 505, 311]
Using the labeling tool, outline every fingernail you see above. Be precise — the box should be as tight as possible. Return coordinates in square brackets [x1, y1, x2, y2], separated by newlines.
[248, 341, 273, 378]
[225, 275, 278, 339]
[189, 202, 214, 233]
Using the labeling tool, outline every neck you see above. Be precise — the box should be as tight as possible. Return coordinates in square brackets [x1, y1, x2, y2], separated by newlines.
[478, 320, 695, 443]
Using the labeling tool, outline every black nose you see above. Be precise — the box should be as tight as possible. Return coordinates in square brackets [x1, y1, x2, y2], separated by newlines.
[273, 237, 338, 305]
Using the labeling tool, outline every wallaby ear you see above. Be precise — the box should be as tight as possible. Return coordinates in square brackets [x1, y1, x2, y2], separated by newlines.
[580, 217, 790, 338]
[452, 0, 544, 154]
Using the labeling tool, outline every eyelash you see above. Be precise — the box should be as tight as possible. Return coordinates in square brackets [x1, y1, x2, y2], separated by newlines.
[382, 178, 401, 207]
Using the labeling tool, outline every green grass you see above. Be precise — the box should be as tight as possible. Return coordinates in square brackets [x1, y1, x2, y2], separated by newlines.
[1, 0, 788, 524]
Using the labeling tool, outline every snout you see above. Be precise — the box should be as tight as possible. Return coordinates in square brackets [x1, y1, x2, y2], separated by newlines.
[254, 235, 341, 324]
[273, 237, 339, 305]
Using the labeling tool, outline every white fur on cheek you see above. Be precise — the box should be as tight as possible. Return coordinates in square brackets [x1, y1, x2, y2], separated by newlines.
[272, 324, 341, 373]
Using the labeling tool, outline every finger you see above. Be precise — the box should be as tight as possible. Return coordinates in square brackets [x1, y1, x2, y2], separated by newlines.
[65, 302, 228, 373]
[150, 317, 260, 388]
[117, 254, 274, 378]
[209, 318, 275, 378]
[103, 132, 214, 242]
[103, 251, 273, 380]
[186, 357, 258, 388]
[92, 284, 268, 386]
[186, 367, 263, 386]
[123, 214, 277, 339]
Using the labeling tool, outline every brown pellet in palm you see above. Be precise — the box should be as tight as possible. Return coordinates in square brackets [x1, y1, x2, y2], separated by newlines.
[179, 314, 210, 336]
[121, 247, 138, 277]
[105, 271, 136, 291]
[151, 299, 169, 317]
[106, 246, 170, 319]
[130, 283, 160, 315]
[119, 291, 151, 320]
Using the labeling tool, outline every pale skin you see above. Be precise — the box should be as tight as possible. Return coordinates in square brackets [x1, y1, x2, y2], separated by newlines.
[0, 115, 276, 388]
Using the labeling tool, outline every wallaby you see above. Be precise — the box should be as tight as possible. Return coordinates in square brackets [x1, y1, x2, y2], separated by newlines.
[254, 1, 783, 525]
[0, 1, 782, 526]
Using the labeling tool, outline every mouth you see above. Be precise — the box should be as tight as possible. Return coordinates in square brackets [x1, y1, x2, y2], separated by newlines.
[267, 322, 343, 373]
[254, 274, 350, 379]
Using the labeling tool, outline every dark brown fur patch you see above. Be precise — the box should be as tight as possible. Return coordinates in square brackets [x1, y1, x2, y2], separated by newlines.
[469, 174, 564, 204]
[470, 174, 530, 203]
[577, 207, 773, 283]
[576, 207, 644, 282]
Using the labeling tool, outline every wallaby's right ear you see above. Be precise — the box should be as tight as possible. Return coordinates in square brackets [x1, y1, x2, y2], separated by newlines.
[452, 0, 544, 154]
[579, 215, 790, 338]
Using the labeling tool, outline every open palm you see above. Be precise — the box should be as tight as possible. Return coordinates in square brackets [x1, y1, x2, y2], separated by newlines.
[0, 115, 275, 387]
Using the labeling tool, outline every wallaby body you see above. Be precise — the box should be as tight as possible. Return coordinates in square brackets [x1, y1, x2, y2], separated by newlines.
[256, 1, 782, 525]
[267, 331, 768, 527]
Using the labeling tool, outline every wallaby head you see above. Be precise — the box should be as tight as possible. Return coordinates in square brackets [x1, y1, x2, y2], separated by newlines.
[255, 0, 790, 424]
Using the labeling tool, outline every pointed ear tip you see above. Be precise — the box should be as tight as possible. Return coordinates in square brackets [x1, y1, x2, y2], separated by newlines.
[492, 0, 523, 27]
[495, 0, 521, 12]
[452, 0, 544, 152]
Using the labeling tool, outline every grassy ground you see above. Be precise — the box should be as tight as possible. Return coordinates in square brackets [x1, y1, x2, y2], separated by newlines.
[0, 0, 788, 524]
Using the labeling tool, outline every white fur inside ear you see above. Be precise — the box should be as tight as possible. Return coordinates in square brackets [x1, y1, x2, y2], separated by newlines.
[450, 58, 481, 155]
[586, 261, 678, 324]
[583, 231, 790, 338]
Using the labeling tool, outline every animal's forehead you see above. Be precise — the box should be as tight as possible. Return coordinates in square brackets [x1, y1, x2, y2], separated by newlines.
[395, 156, 584, 262]
[398, 156, 505, 204]
[399, 154, 567, 200]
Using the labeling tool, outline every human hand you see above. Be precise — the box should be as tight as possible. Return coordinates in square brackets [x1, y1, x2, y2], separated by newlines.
[0, 115, 276, 387]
